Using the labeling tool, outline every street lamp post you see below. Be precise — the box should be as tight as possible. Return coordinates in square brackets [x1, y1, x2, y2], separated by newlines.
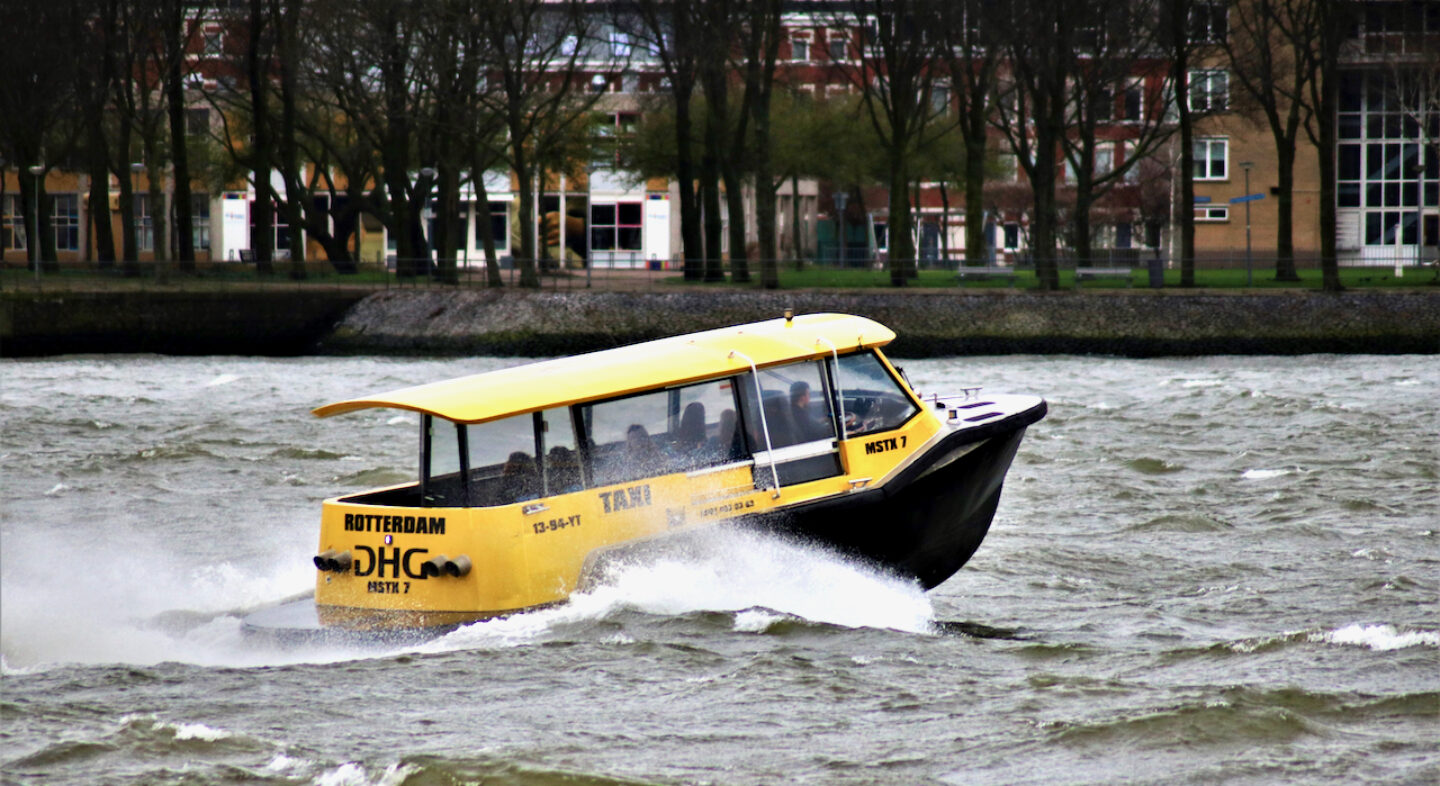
[1239, 161, 1254, 287]
[27, 164, 45, 278]
[130, 162, 144, 263]
[28, 164, 44, 280]
[833, 191, 849, 265]
[585, 163, 594, 289]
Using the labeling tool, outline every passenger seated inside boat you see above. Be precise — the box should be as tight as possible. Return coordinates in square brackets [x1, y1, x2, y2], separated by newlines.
[500, 451, 539, 502]
[709, 409, 743, 462]
[546, 445, 582, 493]
[673, 403, 709, 463]
[789, 381, 834, 443]
[623, 424, 665, 475]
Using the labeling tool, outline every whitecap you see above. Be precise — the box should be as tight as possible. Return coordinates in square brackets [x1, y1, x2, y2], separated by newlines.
[43, 483, 67, 496]
[1242, 468, 1295, 480]
[1313, 623, 1439, 651]
[204, 374, 240, 387]
[265, 753, 311, 773]
[168, 721, 233, 742]
[733, 609, 786, 633]
[314, 762, 418, 786]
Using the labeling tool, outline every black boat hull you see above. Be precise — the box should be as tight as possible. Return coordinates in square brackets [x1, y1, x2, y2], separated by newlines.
[756, 415, 1037, 589]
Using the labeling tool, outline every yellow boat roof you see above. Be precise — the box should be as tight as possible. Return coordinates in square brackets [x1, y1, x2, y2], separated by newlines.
[314, 313, 896, 423]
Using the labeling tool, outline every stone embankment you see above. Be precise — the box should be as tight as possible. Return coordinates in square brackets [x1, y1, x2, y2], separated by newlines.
[4, 287, 1437, 357]
[322, 289, 1440, 357]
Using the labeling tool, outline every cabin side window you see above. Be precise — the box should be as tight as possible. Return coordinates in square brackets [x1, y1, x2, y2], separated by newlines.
[422, 416, 466, 507]
[465, 413, 543, 506]
[736, 359, 844, 488]
[580, 378, 744, 487]
[735, 360, 836, 452]
[832, 351, 919, 438]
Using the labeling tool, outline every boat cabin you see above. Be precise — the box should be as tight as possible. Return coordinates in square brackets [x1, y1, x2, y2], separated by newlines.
[330, 341, 921, 510]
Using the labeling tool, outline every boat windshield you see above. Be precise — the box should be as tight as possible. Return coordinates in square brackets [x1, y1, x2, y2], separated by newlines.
[833, 351, 919, 437]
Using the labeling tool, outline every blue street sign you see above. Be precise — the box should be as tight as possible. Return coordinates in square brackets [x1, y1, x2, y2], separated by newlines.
[1194, 195, 1212, 203]
[1230, 193, 1266, 204]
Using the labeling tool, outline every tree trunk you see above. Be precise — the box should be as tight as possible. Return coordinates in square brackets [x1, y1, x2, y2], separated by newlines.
[513, 146, 540, 288]
[1274, 146, 1299, 281]
[472, 160, 503, 287]
[675, 89, 703, 281]
[433, 164, 460, 285]
[963, 118, 987, 265]
[164, 4, 194, 271]
[700, 107, 724, 281]
[887, 153, 913, 287]
[87, 133, 116, 265]
[247, 0, 274, 274]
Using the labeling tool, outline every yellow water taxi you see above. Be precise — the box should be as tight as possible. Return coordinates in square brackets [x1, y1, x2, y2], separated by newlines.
[243, 313, 1046, 642]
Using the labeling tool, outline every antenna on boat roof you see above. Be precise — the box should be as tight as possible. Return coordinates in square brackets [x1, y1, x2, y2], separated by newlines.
[784, 308, 793, 323]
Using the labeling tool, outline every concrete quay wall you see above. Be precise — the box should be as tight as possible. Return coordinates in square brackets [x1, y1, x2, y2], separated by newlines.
[3, 288, 1436, 357]
[320, 289, 1440, 357]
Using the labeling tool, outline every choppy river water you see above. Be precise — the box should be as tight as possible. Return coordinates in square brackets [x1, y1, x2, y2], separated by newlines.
[2, 353, 1436, 785]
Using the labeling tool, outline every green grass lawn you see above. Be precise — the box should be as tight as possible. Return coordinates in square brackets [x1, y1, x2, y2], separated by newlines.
[5, 259, 1436, 293]
[663, 264, 1439, 290]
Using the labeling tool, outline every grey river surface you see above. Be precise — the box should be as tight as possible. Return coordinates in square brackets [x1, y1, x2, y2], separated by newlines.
[2, 354, 1436, 785]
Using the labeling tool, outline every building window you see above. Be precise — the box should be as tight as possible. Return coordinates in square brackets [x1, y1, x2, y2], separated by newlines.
[1119, 79, 1144, 122]
[1002, 223, 1021, 250]
[930, 83, 950, 115]
[1193, 137, 1228, 180]
[1365, 211, 1417, 245]
[203, 28, 223, 56]
[475, 201, 509, 251]
[610, 31, 631, 58]
[591, 202, 642, 252]
[191, 193, 210, 250]
[1194, 205, 1229, 222]
[1189, 1, 1227, 44]
[50, 194, 79, 251]
[2, 195, 26, 251]
[827, 31, 848, 61]
[187, 108, 210, 136]
[791, 33, 810, 62]
[249, 201, 291, 254]
[136, 193, 154, 251]
[1189, 70, 1229, 112]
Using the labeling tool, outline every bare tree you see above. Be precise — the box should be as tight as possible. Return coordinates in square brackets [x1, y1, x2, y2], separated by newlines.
[1221, 0, 1319, 282]
[0, 0, 83, 270]
[1057, 1, 1176, 268]
[835, 0, 953, 286]
[477, 0, 600, 288]
[990, 0, 1078, 290]
[623, 0, 705, 281]
[933, 0, 1000, 267]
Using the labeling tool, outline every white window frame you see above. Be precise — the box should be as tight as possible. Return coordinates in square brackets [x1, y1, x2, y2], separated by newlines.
[790, 31, 811, 62]
[50, 193, 79, 252]
[1193, 137, 1229, 181]
[2, 194, 26, 251]
[1194, 205, 1229, 222]
[827, 29, 849, 62]
[1189, 69, 1229, 112]
[136, 193, 154, 252]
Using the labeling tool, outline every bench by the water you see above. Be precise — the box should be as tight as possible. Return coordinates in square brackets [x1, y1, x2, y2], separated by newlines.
[1074, 266, 1135, 287]
[956, 266, 1020, 286]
